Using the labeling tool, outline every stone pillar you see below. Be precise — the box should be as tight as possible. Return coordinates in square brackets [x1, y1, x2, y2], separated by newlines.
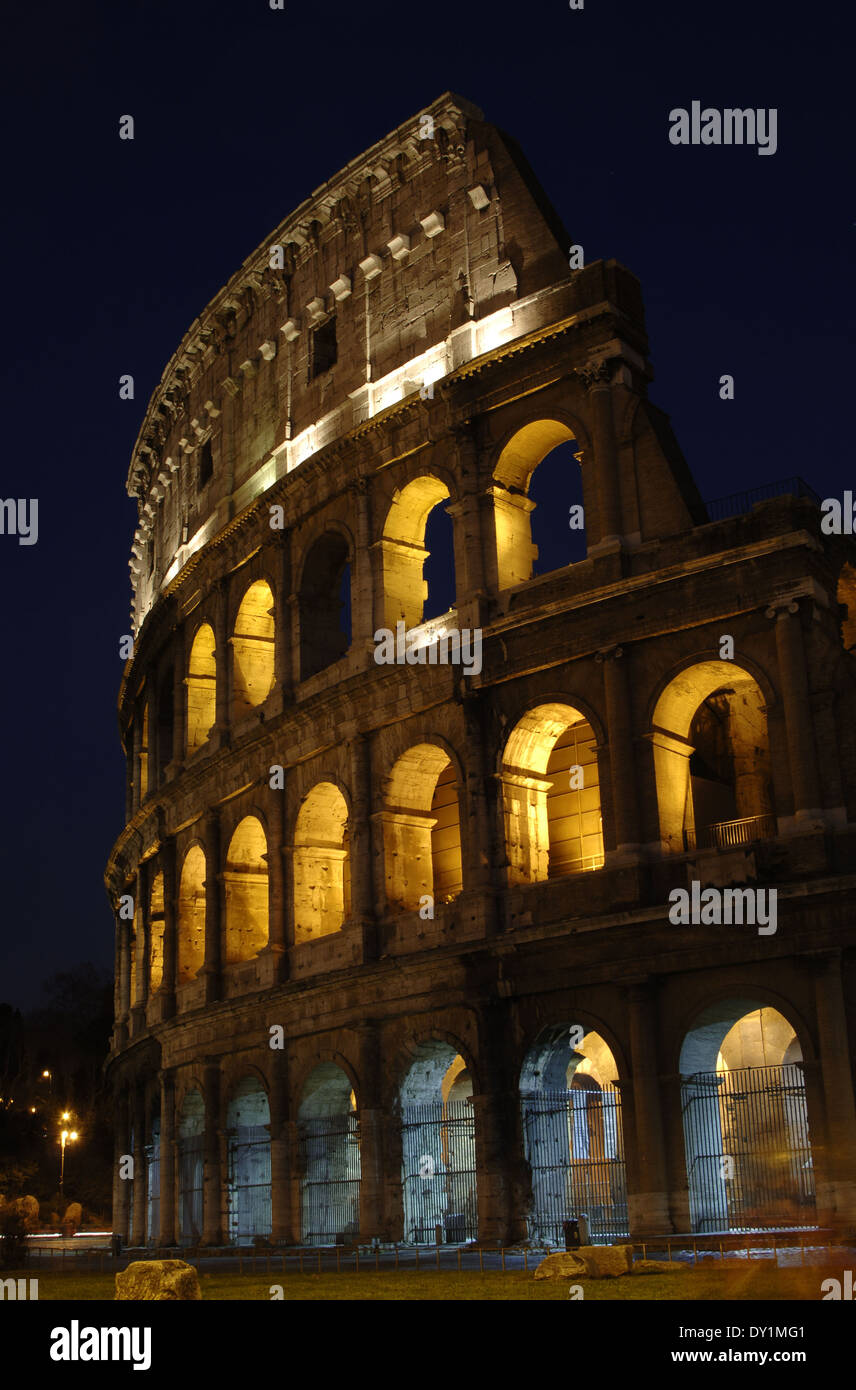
[132, 1085, 147, 1245]
[287, 593, 301, 689]
[269, 1060, 293, 1244]
[350, 477, 375, 652]
[579, 361, 622, 548]
[810, 952, 856, 1225]
[171, 627, 186, 770]
[131, 868, 147, 1037]
[357, 1021, 385, 1241]
[272, 531, 293, 701]
[446, 424, 487, 629]
[113, 1086, 131, 1243]
[266, 781, 288, 982]
[202, 809, 222, 1004]
[131, 708, 143, 814]
[597, 645, 641, 857]
[473, 1003, 523, 1244]
[765, 600, 823, 820]
[159, 1071, 176, 1246]
[202, 1060, 222, 1246]
[349, 734, 377, 960]
[118, 912, 132, 1029]
[213, 578, 230, 740]
[160, 836, 177, 1019]
[461, 692, 497, 908]
[626, 981, 671, 1234]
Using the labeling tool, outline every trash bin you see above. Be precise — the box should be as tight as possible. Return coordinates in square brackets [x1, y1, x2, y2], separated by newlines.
[563, 1218, 580, 1249]
[111, 1233, 122, 1257]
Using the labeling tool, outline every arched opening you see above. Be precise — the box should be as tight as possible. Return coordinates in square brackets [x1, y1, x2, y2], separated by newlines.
[231, 580, 275, 720]
[837, 561, 856, 652]
[422, 499, 455, 621]
[680, 1001, 816, 1233]
[145, 1111, 160, 1246]
[139, 702, 149, 799]
[156, 673, 173, 783]
[293, 784, 350, 943]
[149, 871, 164, 993]
[493, 420, 584, 589]
[520, 1026, 627, 1245]
[177, 846, 206, 985]
[500, 703, 604, 883]
[131, 900, 144, 1006]
[299, 533, 352, 680]
[186, 623, 216, 753]
[226, 1077, 271, 1244]
[381, 745, 463, 912]
[652, 661, 775, 853]
[297, 1064, 360, 1244]
[224, 816, 269, 964]
[380, 476, 454, 631]
[398, 1042, 477, 1245]
[177, 1089, 204, 1245]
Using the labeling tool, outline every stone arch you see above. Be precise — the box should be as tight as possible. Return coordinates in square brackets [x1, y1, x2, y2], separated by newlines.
[519, 1023, 627, 1244]
[224, 816, 269, 963]
[500, 701, 604, 883]
[396, 1038, 478, 1244]
[139, 701, 149, 799]
[298, 529, 352, 680]
[492, 417, 588, 589]
[650, 657, 776, 852]
[226, 1074, 271, 1243]
[297, 1062, 361, 1244]
[381, 742, 463, 911]
[380, 474, 453, 630]
[177, 1086, 205, 1246]
[835, 560, 856, 652]
[678, 996, 816, 1233]
[186, 621, 216, 753]
[177, 843, 206, 985]
[148, 871, 165, 993]
[293, 782, 350, 943]
[231, 579, 275, 719]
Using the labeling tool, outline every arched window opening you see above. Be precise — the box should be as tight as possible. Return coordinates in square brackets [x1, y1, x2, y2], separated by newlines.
[186, 623, 216, 753]
[680, 1002, 815, 1233]
[231, 581, 275, 720]
[149, 871, 164, 993]
[398, 1043, 477, 1245]
[177, 846, 206, 985]
[381, 476, 453, 632]
[520, 1027, 627, 1244]
[224, 816, 269, 964]
[299, 533, 351, 680]
[226, 1078, 271, 1244]
[156, 674, 173, 784]
[293, 783, 350, 942]
[297, 1064, 360, 1245]
[422, 499, 456, 622]
[493, 420, 583, 589]
[139, 702, 149, 799]
[382, 745, 463, 912]
[652, 662, 774, 853]
[178, 1089, 204, 1245]
[501, 703, 604, 884]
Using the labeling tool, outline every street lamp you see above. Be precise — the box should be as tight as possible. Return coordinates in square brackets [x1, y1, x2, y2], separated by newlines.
[59, 1127, 79, 1194]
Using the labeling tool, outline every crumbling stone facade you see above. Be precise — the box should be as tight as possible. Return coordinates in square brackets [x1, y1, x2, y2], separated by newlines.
[106, 93, 856, 1247]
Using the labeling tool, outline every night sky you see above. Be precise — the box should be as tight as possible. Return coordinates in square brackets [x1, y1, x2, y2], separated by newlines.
[0, 0, 850, 1009]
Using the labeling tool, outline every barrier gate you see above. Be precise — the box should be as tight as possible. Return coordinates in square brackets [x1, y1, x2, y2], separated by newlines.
[400, 1101, 478, 1244]
[522, 1084, 628, 1245]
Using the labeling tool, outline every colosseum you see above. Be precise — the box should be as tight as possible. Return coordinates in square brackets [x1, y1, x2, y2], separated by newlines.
[105, 92, 856, 1252]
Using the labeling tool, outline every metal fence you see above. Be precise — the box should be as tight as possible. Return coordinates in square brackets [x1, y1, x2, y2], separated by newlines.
[521, 1084, 628, 1244]
[400, 1100, 478, 1244]
[683, 813, 777, 852]
[704, 476, 820, 522]
[297, 1112, 361, 1245]
[227, 1124, 271, 1243]
[145, 1131, 160, 1245]
[681, 1063, 816, 1233]
[178, 1134, 204, 1245]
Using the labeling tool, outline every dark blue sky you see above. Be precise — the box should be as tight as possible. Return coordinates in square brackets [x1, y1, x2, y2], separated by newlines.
[0, 0, 850, 1008]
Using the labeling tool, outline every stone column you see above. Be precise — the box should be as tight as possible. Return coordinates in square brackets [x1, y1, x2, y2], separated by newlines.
[118, 912, 132, 1032]
[132, 1085, 147, 1245]
[287, 593, 301, 689]
[213, 578, 230, 741]
[765, 600, 823, 820]
[272, 531, 293, 701]
[202, 809, 222, 1004]
[446, 423, 487, 629]
[171, 627, 186, 771]
[626, 980, 671, 1234]
[269, 1059, 293, 1244]
[266, 781, 288, 982]
[350, 477, 375, 652]
[131, 708, 143, 814]
[159, 1071, 176, 1247]
[202, 1060, 222, 1246]
[810, 952, 856, 1225]
[349, 735, 377, 960]
[461, 691, 496, 909]
[113, 1086, 131, 1243]
[472, 1002, 524, 1244]
[579, 361, 622, 549]
[357, 1021, 385, 1241]
[597, 645, 641, 857]
[160, 836, 177, 1019]
[131, 868, 147, 1038]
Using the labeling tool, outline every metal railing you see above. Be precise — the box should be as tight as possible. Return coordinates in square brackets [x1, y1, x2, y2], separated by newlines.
[704, 476, 820, 522]
[683, 813, 777, 852]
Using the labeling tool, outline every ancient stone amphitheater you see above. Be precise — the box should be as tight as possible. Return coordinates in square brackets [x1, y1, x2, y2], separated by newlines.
[105, 92, 856, 1250]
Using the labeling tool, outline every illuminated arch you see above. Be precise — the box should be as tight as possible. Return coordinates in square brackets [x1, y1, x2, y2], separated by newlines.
[226, 1076, 271, 1243]
[297, 1063, 360, 1244]
[381, 744, 462, 911]
[492, 419, 583, 589]
[397, 1041, 477, 1244]
[231, 580, 275, 719]
[298, 532, 351, 680]
[186, 623, 216, 752]
[177, 1088, 204, 1245]
[651, 660, 774, 852]
[500, 702, 604, 883]
[293, 783, 350, 943]
[380, 475, 452, 630]
[224, 816, 269, 963]
[139, 702, 149, 799]
[177, 845, 206, 984]
[149, 871, 164, 993]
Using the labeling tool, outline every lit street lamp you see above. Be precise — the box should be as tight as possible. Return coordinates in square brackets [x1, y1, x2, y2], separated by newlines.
[59, 1127, 79, 1194]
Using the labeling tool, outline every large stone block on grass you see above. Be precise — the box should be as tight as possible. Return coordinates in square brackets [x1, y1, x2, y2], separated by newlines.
[534, 1252, 589, 1280]
[632, 1259, 676, 1274]
[115, 1259, 201, 1300]
[534, 1245, 633, 1279]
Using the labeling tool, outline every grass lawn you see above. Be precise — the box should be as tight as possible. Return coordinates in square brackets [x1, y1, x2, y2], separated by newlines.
[9, 1264, 836, 1301]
